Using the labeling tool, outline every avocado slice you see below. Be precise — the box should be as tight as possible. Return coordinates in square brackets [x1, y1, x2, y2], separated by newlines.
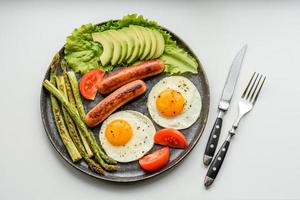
[92, 32, 113, 66]
[139, 27, 152, 60]
[113, 30, 128, 64]
[126, 27, 140, 64]
[130, 25, 145, 59]
[152, 29, 165, 58]
[118, 28, 133, 61]
[105, 30, 123, 65]
[145, 29, 157, 60]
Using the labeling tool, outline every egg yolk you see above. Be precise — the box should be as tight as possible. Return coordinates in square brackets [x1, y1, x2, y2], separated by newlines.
[156, 89, 185, 118]
[105, 119, 133, 146]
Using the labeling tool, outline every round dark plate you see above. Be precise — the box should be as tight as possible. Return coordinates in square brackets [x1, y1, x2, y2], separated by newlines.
[40, 22, 210, 182]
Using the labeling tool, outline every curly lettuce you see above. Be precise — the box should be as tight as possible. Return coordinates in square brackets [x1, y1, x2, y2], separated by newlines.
[161, 46, 198, 74]
[64, 14, 198, 75]
[64, 24, 102, 74]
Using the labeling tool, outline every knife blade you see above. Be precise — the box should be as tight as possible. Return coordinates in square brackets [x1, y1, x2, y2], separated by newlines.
[203, 45, 247, 166]
[219, 45, 248, 109]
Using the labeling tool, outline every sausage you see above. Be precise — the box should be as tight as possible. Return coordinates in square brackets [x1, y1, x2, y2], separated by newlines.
[85, 80, 147, 127]
[98, 59, 164, 94]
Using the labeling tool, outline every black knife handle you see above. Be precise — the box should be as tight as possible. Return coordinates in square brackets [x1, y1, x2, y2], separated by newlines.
[203, 111, 224, 166]
[204, 134, 232, 187]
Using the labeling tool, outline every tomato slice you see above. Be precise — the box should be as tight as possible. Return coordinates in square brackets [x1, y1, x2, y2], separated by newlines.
[139, 147, 170, 172]
[154, 128, 188, 149]
[79, 69, 105, 100]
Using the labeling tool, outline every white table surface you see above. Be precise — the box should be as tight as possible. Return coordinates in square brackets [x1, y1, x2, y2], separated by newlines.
[1, 0, 300, 199]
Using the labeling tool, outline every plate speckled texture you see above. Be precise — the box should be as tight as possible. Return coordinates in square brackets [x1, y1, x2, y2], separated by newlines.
[40, 24, 210, 182]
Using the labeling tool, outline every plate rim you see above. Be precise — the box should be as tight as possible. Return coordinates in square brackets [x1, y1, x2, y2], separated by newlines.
[40, 21, 210, 183]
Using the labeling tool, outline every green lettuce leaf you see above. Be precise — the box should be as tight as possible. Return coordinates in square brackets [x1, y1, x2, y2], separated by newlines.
[64, 23, 112, 74]
[161, 45, 198, 74]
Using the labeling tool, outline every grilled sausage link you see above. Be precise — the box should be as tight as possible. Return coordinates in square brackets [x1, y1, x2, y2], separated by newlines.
[85, 80, 147, 127]
[98, 59, 164, 94]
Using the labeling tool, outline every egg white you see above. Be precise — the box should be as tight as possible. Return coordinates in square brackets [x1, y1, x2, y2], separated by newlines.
[99, 110, 155, 163]
[147, 76, 202, 130]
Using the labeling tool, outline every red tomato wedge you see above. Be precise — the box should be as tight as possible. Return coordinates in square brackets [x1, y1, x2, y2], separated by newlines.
[154, 128, 188, 149]
[79, 69, 105, 100]
[139, 147, 170, 172]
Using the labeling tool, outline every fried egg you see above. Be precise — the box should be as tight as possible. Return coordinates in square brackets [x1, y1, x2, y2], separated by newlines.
[99, 110, 155, 163]
[147, 76, 201, 129]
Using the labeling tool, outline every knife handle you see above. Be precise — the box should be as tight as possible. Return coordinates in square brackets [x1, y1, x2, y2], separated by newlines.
[204, 134, 232, 187]
[203, 111, 224, 166]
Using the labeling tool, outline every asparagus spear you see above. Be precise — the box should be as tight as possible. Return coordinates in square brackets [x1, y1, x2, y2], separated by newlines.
[49, 54, 81, 162]
[43, 80, 118, 171]
[67, 71, 118, 165]
[60, 60, 93, 158]
[66, 71, 86, 121]
[56, 76, 104, 174]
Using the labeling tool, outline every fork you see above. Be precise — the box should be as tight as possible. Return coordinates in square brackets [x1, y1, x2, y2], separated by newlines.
[204, 72, 266, 187]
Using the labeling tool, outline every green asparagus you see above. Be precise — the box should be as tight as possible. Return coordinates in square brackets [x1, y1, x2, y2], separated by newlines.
[61, 60, 94, 158]
[49, 54, 81, 162]
[66, 71, 86, 121]
[67, 71, 118, 165]
[56, 76, 104, 174]
[43, 80, 118, 171]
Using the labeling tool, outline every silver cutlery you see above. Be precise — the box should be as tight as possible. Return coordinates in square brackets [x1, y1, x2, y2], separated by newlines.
[204, 72, 266, 187]
[203, 45, 247, 166]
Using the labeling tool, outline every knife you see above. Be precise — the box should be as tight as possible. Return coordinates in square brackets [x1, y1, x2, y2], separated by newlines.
[203, 45, 247, 166]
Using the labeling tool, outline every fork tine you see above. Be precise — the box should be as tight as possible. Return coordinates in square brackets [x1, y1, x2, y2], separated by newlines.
[242, 72, 256, 98]
[252, 76, 266, 104]
[250, 74, 262, 101]
[246, 73, 259, 99]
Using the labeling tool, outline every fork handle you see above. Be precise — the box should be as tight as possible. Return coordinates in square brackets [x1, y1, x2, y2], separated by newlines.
[203, 111, 224, 166]
[204, 134, 232, 187]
